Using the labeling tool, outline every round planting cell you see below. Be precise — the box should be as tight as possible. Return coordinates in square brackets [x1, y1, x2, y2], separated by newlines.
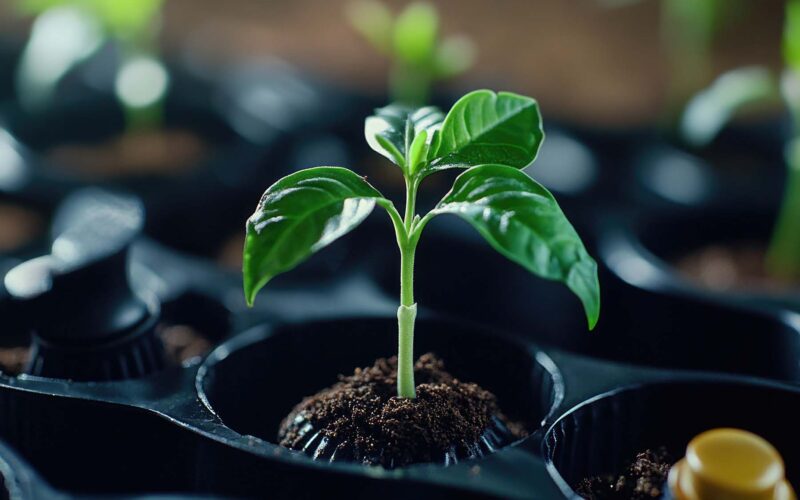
[544, 380, 800, 497]
[197, 316, 563, 466]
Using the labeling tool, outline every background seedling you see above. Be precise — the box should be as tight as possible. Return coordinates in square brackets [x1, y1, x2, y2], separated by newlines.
[243, 90, 600, 398]
[346, 0, 474, 106]
[679, 0, 800, 281]
[14, 0, 167, 131]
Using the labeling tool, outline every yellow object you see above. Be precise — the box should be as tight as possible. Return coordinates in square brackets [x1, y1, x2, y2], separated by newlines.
[669, 428, 796, 500]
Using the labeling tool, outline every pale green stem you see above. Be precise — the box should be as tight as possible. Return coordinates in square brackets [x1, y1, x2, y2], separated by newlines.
[396, 175, 420, 398]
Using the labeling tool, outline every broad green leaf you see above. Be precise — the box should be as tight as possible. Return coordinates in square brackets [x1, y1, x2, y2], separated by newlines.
[432, 164, 600, 329]
[681, 67, 776, 146]
[428, 90, 544, 173]
[244, 167, 386, 305]
[364, 104, 444, 170]
[393, 2, 438, 66]
[786, 0, 800, 72]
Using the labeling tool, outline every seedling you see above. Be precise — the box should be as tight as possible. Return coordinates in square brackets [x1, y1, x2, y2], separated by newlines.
[243, 90, 600, 398]
[679, 0, 800, 280]
[14, 0, 166, 130]
[346, 1, 474, 106]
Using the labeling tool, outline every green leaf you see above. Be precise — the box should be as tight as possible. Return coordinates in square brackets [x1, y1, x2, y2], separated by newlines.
[393, 2, 438, 65]
[427, 90, 544, 173]
[681, 66, 777, 146]
[243, 167, 386, 305]
[432, 164, 600, 329]
[786, 0, 800, 72]
[364, 104, 444, 170]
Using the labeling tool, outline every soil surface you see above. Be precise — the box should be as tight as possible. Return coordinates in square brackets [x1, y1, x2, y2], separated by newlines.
[278, 353, 526, 467]
[575, 448, 672, 500]
[675, 243, 800, 294]
[0, 346, 30, 376]
[47, 129, 207, 179]
[158, 324, 214, 365]
[0, 204, 43, 252]
[216, 231, 245, 270]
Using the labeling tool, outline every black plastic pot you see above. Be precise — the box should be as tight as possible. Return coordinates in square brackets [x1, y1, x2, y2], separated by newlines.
[598, 203, 800, 317]
[198, 317, 560, 454]
[544, 378, 800, 498]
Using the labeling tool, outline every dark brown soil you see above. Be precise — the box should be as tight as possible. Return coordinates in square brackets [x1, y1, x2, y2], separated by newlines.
[278, 353, 526, 467]
[216, 231, 245, 270]
[47, 129, 207, 179]
[675, 243, 800, 293]
[575, 448, 672, 500]
[0, 204, 43, 252]
[0, 346, 30, 376]
[158, 324, 213, 365]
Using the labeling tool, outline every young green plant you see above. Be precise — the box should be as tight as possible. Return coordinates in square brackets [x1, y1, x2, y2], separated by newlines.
[346, 1, 474, 106]
[15, 0, 166, 130]
[243, 90, 600, 398]
[679, 0, 800, 280]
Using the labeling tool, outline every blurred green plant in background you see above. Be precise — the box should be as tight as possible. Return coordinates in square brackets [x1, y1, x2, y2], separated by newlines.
[15, 0, 166, 130]
[680, 0, 800, 281]
[346, 1, 474, 106]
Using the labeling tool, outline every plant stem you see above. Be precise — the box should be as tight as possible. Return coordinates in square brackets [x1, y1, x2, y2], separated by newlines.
[767, 137, 800, 280]
[396, 175, 420, 398]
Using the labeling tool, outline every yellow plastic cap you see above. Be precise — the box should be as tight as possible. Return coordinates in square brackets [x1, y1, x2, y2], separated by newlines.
[669, 428, 796, 500]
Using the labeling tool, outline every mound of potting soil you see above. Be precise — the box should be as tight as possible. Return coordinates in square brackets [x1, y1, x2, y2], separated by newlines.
[278, 353, 526, 467]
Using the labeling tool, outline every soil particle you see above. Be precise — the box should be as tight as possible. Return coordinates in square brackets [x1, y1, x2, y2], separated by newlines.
[575, 448, 672, 500]
[47, 129, 207, 179]
[278, 353, 526, 467]
[676, 243, 799, 293]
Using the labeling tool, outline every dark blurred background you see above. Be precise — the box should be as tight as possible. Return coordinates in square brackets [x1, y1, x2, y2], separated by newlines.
[0, 0, 786, 125]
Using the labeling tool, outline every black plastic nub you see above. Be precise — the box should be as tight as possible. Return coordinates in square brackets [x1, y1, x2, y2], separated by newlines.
[3, 189, 165, 381]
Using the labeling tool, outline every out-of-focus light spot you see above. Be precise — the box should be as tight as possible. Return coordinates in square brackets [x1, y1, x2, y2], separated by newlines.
[115, 57, 169, 108]
[641, 150, 710, 205]
[0, 131, 28, 191]
[605, 246, 661, 287]
[527, 131, 596, 195]
[17, 7, 102, 109]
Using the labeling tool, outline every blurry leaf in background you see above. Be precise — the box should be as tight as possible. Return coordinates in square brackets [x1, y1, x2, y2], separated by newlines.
[433, 35, 475, 79]
[393, 2, 438, 66]
[17, 0, 163, 43]
[681, 67, 777, 146]
[346, 0, 393, 55]
[347, 1, 475, 106]
[16, 0, 167, 127]
[14, 5, 102, 110]
[784, 0, 800, 73]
